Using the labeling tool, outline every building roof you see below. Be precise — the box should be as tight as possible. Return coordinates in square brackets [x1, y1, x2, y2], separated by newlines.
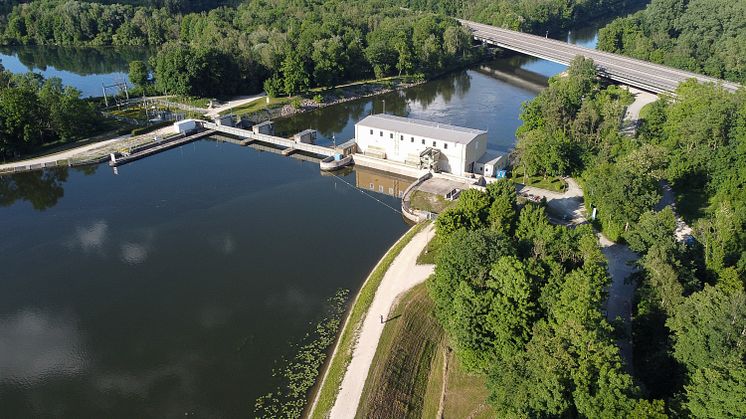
[357, 114, 487, 145]
[477, 150, 506, 164]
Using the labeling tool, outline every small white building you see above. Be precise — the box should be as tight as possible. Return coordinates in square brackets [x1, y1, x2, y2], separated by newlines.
[474, 151, 508, 178]
[173, 119, 198, 135]
[354, 114, 487, 176]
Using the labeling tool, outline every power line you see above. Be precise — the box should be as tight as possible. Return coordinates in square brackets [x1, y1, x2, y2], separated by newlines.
[327, 171, 403, 216]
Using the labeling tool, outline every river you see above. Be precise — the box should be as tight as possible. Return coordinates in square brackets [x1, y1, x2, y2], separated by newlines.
[0, 21, 604, 418]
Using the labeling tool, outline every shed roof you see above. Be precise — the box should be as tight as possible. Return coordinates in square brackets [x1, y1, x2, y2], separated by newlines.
[477, 150, 506, 165]
[356, 114, 486, 145]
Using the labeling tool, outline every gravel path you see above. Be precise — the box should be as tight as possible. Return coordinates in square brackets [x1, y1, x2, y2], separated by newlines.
[329, 223, 435, 418]
[0, 137, 126, 171]
[205, 93, 265, 118]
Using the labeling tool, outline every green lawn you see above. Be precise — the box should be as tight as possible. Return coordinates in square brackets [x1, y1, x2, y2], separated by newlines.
[110, 107, 147, 120]
[417, 235, 442, 265]
[439, 354, 495, 419]
[167, 95, 212, 108]
[410, 190, 452, 214]
[509, 167, 567, 192]
[353, 282, 496, 419]
[310, 222, 428, 419]
[220, 96, 291, 116]
[356, 283, 444, 419]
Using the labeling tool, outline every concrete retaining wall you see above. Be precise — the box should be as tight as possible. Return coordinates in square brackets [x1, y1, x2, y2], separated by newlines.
[401, 172, 434, 223]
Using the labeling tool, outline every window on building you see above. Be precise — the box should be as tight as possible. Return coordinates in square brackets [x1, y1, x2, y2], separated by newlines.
[411, 137, 414, 143]
[380, 131, 383, 137]
[444, 143, 448, 149]
[421, 139, 425, 145]
[369, 183, 374, 190]
[433, 141, 436, 147]
[369, 129, 373, 135]
[400, 135, 403, 141]
[379, 185, 384, 193]
[390, 133, 393, 139]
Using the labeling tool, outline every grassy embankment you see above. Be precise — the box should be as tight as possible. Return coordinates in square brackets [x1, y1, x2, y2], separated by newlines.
[355, 282, 494, 418]
[310, 221, 428, 419]
[508, 166, 568, 192]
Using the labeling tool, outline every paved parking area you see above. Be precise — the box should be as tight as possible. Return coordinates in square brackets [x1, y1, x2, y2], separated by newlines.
[418, 177, 472, 196]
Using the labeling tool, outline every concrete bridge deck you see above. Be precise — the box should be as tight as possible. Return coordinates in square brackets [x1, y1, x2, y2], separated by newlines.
[202, 122, 336, 157]
[109, 129, 215, 167]
[461, 19, 741, 94]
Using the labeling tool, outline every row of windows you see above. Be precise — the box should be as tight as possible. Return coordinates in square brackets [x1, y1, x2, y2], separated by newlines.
[369, 129, 449, 149]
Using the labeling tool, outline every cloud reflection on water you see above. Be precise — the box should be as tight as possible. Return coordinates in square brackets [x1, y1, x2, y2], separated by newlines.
[0, 309, 87, 384]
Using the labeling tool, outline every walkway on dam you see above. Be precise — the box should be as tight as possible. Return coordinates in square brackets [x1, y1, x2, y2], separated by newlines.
[461, 19, 742, 94]
[203, 122, 336, 157]
[328, 223, 435, 418]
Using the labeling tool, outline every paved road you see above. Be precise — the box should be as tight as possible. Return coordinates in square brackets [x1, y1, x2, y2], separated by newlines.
[517, 177, 586, 225]
[621, 87, 658, 136]
[328, 224, 435, 418]
[460, 19, 741, 94]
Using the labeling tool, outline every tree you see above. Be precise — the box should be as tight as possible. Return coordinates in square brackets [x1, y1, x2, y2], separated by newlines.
[281, 50, 310, 95]
[623, 206, 677, 254]
[0, 85, 45, 154]
[429, 228, 514, 322]
[484, 256, 543, 359]
[667, 285, 746, 373]
[311, 37, 347, 88]
[583, 163, 661, 241]
[435, 188, 491, 238]
[128, 60, 149, 88]
[685, 359, 746, 418]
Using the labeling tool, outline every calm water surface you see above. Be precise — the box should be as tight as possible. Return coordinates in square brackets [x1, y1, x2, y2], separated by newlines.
[0, 46, 148, 97]
[0, 22, 604, 418]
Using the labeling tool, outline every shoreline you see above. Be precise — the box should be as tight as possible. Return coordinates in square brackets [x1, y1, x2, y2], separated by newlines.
[306, 221, 431, 418]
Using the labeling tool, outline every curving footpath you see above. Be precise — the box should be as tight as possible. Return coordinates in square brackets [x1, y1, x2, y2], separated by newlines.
[329, 223, 435, 418]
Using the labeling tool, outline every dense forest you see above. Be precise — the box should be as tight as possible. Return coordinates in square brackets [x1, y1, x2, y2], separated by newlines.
[504, 57, 746, 416]
[598, 0, 746, 83]
[429, 179, 667, 416]
[0, 64, 98, 157]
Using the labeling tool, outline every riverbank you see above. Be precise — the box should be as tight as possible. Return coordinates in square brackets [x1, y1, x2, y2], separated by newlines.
[308, 221, 432, 419]
[220, 76, 426, 123]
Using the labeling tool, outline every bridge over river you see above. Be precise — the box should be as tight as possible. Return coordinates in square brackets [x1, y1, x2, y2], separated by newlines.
[461, 19, 742, 94]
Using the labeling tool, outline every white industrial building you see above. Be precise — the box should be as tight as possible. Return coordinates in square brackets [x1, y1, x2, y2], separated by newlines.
[354, 114, 505, 177]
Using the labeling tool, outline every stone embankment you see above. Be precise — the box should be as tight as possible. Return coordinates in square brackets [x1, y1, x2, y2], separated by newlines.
[245, 80, 423, 123]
